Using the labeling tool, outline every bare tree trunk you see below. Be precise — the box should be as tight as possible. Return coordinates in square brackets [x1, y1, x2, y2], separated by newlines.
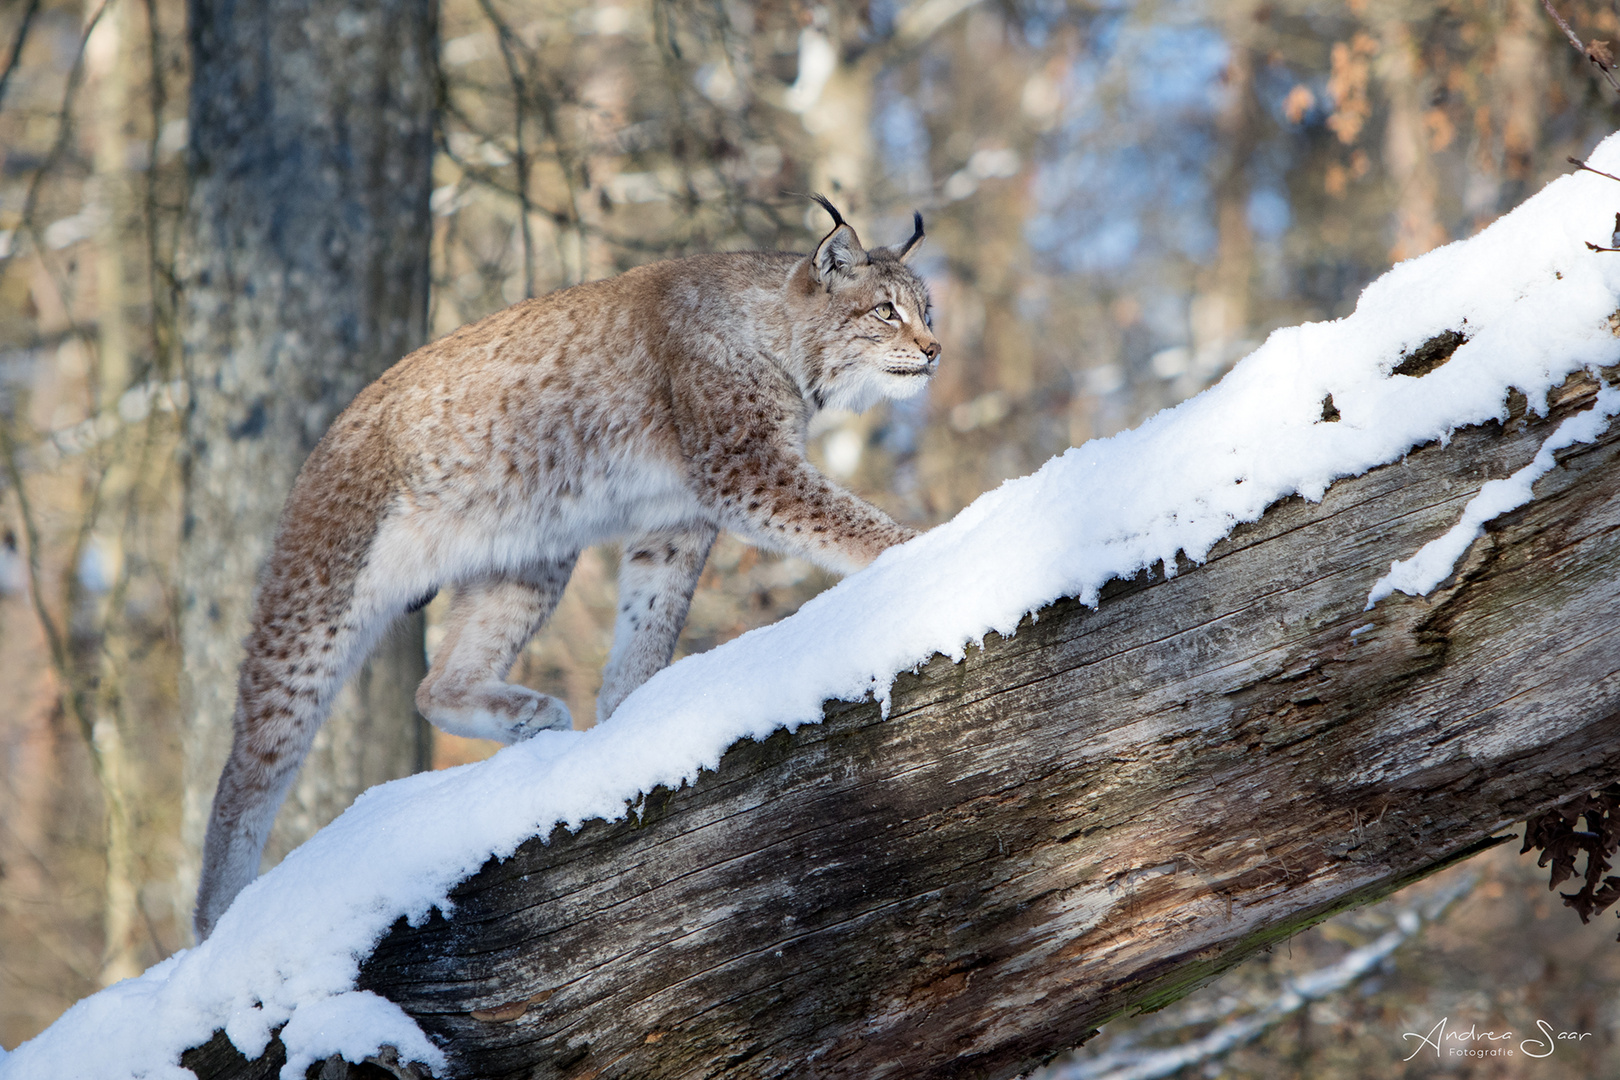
[183, 364, 1620, 1079]
[791, 10, 874, 212]
[1495, 0, 1548, 209]
[1378, 13, 1445, 261]
[1193, 2, 1259, 382]
[174, 0, 437, 938]
[83, 0, 145, 988]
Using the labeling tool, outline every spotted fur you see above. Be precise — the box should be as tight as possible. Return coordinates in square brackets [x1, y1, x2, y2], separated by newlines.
[194, 203, 942, 939]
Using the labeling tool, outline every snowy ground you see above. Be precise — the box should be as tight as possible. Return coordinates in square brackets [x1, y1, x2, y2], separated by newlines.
[7, 136, 1620, 1080]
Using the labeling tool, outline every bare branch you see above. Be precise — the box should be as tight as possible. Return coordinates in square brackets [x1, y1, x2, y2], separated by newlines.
[0, 422, 86, 747]
[1540, 0, 1620, 93]
[1044, 873, 1480, 1080]
[140, 0, 186, 382]
[1568, 155, 1620, 182]
[475, 0, 537, 298]
[0, 0, 42, 110]
[468, 0, 589, 287]
[8, 0, 113, 270]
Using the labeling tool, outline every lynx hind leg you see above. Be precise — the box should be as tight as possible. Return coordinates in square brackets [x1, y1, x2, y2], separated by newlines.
[597, 525, 717, 724]
[416, 558, 578, 744]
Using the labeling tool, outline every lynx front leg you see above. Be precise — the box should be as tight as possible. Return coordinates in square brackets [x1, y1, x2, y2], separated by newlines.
[707, 451, 917, 575]
[416, 557, 578, 743]
[597, 525, 718, 724]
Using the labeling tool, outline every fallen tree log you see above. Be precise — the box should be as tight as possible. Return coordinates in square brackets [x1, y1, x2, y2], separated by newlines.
[186, 368, 1620, 1080]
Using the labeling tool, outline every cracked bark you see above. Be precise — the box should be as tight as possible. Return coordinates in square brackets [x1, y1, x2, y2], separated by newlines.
[185, 368, 1620, 1079]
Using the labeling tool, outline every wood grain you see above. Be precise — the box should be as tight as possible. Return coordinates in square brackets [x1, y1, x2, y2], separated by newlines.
[189, 369, 1620, 1080]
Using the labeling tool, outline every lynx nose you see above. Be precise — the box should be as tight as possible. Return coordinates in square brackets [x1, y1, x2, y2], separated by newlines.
[920, 340, 941, 363]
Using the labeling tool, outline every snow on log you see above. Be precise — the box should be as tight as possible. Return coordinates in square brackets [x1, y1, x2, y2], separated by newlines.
[197, 366, 1620, 1079]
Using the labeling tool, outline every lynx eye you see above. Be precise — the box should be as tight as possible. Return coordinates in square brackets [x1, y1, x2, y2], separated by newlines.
[873, 302, 899, 323]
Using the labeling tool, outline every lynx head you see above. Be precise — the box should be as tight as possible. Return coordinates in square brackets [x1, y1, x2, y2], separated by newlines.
[793, 196, 941, 414]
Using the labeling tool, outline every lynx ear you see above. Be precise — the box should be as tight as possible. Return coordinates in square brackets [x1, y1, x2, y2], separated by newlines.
[894, 211, 925, 261]
[814, 224, 864, 284]
[810, 194, 865, 285]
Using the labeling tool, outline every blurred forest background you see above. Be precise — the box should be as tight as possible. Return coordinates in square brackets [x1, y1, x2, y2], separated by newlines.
[2, 0, 1620, 1074]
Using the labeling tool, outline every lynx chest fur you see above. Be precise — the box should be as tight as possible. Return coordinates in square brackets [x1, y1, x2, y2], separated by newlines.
[194, 201, 940, 939]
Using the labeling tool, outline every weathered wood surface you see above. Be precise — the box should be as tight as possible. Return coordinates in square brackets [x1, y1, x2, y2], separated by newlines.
[191, 370, 1620, 1080]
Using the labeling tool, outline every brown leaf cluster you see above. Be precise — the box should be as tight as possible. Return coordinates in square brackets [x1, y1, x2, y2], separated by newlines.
[1324, 33, 1379, 145]
[1520, 784, 1620, 935]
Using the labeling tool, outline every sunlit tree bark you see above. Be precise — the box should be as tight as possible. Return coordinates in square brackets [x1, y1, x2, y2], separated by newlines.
[1495, 0, 1549, 209]
[1377, 12, 1445, 261]
[81, 0, 144, 988]
[1197, 2, 1260, 376]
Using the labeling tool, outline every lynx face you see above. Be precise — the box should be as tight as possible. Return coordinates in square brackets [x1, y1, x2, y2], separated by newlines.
[803, 209, 942, 414]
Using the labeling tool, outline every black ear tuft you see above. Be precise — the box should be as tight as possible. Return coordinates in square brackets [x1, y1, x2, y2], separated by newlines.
[809, 195, 866, 286]
[895, 211, 925, 260]
[810, 193, 846, 230]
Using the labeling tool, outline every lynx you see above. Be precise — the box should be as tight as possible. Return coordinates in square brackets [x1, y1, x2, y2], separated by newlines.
[194, 199, 942, 939]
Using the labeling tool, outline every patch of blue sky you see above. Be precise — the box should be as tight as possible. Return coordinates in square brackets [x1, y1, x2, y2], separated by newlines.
[1050, 76, 1106, 144]
[1026, 212, 1062, 254]
[1248, 186, 1292, 240]
[874, 85, 931, 197]
[1125, 23, 1228, 112]
[879, 388, 929, 456]
[1061, 216, 1143, 273]
[1019, 0, 1070, 48]
[868, 0, 900, 39]
[1028, 125, 1218, 272]
[1167, 202, 1218, 260]
[1087, 7, 1127, 58]
[1029, 146, 1114, 208]
[1024, 9, 1242, 275]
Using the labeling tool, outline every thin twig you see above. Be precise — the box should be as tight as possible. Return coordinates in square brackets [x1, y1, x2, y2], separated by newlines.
[1542, 0, 1590, 53]
[1540, 0, 1620, 93]
[11, 0, 113, 267]
[0, 0, 41, 110]
[476, 0, 536, 298]
[472, 0, 587, 282]
[0, 0, 109, 403]
[141, 0, 184, 381]
[436, 133, 697, 255]
[1569, 155, 1620, 183]
[0, 423, 89, 749]
[1043, 874, 1479, 1080]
